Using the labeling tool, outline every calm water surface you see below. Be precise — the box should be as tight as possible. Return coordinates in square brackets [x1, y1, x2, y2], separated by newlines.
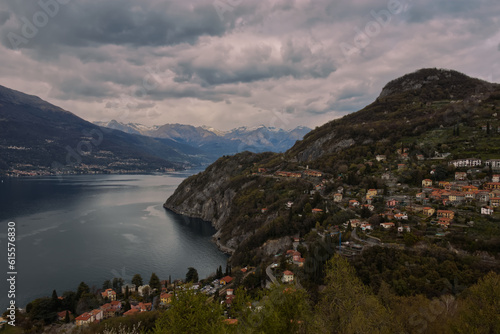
[0, 171, 228, 308]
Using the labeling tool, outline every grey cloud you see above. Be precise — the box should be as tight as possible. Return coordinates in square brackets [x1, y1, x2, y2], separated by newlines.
[0, 11, 10, 26]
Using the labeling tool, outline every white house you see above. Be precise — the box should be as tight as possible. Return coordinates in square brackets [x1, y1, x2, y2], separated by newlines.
[282, 270, 294, 283]
[481, 206, 494, 215]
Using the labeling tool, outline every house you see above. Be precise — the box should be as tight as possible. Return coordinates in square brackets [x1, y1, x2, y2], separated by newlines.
[398, 164, 406, 170]
[485, 159, 500, 169]
[258, 167, 267, 173]
[220, 276, 234, 286]
[160, 292, 172, 305]
[491, 197, 500, 207]
[416, 192, 426, 200]
[380, 222, 395, 229]
[395, 213, 408, 220]
[333, 193, 343, 202]
[481, 206, 494, 215]
[137, 302, 152, 312]
[275, 171, 302, 178]
[286, 201, 293, 208]
[422, 179, 433, 187]
[362, 204, 375, 212]
[422, 207, 435, 216]
[312, 208, 323, 213]
[376, 155, 386, 162]
[386, 199, 398, 208]
[437, 210, 455, 220]
[292, 251, 302, 262]
[438, 181, 450, 188]
[367, 189, 377, 198]
[349, 199, 360, 208]
[261, 208, 268, 213]
[57, 310, 71, 321]
[360, 223, 372, 231]
[401, 153, 409, 160]
[101, 288, 117, 301]
[110, 300, 122, 310]
[75, 312, 92, 326]
[438, 218, 451, 228]
[455, 172, 467, 181]
[492, 175, 500, 183]
[403, 225, 411, 232]
[122, 284, 135, 294]
[89, 309, 103, 323]
[137, 285, 151, 296]
[124, 309, 141, 316]
[476, 191, 490, 202]
[100, 303, 117, 319]
[303, 169, 323, 177]
[417, 154, 425, 161]
[484, 182, 500, 190]
[282, 270, 294, 283]
[226, 289, 234, 296]
[448, 158, 482, 168]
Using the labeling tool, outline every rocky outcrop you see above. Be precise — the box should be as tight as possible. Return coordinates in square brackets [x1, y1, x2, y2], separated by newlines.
[164, 152, 274, 255]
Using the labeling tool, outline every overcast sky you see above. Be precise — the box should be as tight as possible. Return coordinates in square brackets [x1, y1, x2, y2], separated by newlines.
[0, 0, 499, 130]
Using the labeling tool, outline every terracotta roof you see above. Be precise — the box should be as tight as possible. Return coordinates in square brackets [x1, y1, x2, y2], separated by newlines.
[224, 319, 238, 325]
[58, 310, 71, 318]
[75, 312, 92, 321]
[221, 276, 233, 283]
[124, 309, 141, 316]
[283, 270, 294, 276]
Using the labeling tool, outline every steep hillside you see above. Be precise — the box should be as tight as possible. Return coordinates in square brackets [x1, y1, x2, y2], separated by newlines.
[288, 68, 498, 162]
[165, 68, 500, 266]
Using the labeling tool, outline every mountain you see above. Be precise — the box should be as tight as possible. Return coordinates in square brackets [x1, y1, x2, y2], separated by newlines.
[164, 68, 500, 265]
[0, 85, 209, 176]
[94, 120, 311, 158]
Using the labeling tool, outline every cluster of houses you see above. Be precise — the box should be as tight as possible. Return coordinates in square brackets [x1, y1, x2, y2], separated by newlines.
[257, 167, 323, 179]
[419, 173, 500, 211]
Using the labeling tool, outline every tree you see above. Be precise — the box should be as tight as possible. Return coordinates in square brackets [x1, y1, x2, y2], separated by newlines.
[102, 279, 112, 290]
[76, 282, 90, 301]
[312, 254, 394, 333]
[112, 277, 124, 292]
[51, 290, 60, 311]
[185, 267, 199, 283]
[64, 310, 70, 323]
[451, 272, 500, 333]
[152, 290, 225, 334]
[125, 286, 130, 300]
[149, 273, 161, 292]
[132, 274, 143, 291]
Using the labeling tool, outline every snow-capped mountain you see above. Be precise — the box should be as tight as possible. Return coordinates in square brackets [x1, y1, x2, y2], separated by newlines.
[93, 120, 311, 159]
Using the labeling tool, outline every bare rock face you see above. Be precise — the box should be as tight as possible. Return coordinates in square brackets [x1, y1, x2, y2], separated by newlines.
[259, 237, 292, 257]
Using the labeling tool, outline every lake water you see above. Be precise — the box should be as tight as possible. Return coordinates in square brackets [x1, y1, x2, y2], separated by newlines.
[0, 171, 228, 308]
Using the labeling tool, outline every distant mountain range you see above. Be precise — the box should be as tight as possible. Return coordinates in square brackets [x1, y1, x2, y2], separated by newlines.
[0, 84, 310, 176]
[94, 120, 311, 159]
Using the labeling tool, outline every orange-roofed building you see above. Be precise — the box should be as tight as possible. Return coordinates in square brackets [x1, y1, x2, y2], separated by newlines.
[437, 210, 455, 220]
[220, 276, 233, 285]
[75, 313, 92, 326]
[282, 270, 294, 283]
[101, 288, 117, 301]
[224, 319, 238, 325]
[124, 308, 141, 316]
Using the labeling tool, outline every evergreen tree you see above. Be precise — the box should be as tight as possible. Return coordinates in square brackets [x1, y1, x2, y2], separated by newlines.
[125, 286, 130, 300]
[76, 282, 90, 301]
[132, 274, 143, 291]
[149, 272, 161, 292]
[102, 279, 112, 290]
[64, 310, 70, 323]
[185, 267, 199, 283]
[51, 289, 60, 310]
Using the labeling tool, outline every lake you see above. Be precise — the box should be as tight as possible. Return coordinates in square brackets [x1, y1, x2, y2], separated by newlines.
[0, 171, 228, 308]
